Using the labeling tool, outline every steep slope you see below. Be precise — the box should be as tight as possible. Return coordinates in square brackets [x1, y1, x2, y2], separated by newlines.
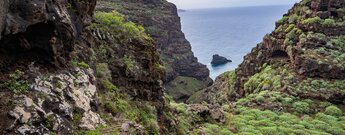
[187, 0, 345, 134]
[96, 0, 213, 102]
[0, 1, 173, 134]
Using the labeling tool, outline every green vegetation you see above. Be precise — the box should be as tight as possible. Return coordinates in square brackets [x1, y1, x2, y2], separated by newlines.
[284, 24, 295, 33]
[0, 70, 30, 94]
[284, 27, 302, 45]
[288, 14, 298, 24]
[75, 125, 108, 135]
[99, 80, 159, 134]
[201, 124, 233, 135]
[154, 63, 166, 73]
[167, 76, 207, 102]
[229, 107, 345, 135]
[276, 16, 289, 25]
[96, 63, 112, 81]
[295, 78, 345, 100]
[123, 55, 136, 75]
[302, 16, 323, 25]
[71, 61, 90, 69]
[91, 11, 150, 44]
[302, 16, 342, 27]
[325, 106, 343, 117]
[101, 79, 118, 92]
[322, 18, 336, 27]
[292, 101, 310, 114]
[330, 35, 345, 50]
[243, 64, 282, 94]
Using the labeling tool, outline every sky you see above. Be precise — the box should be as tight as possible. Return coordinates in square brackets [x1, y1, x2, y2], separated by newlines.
[167, 0, 301, 9]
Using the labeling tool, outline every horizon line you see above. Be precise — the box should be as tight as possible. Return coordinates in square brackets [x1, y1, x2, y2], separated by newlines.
[176, 3, 295, 10]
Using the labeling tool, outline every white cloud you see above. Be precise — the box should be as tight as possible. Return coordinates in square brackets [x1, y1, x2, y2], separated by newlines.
[167, 0, 301, 9]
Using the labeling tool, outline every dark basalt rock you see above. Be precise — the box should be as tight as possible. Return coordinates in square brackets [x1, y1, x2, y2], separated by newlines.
[0, 0, 96, 69]
[211, 54, 232, 66]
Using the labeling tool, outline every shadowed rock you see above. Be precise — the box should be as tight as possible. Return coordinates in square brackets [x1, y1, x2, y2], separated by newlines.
[211, 54, 232, 66]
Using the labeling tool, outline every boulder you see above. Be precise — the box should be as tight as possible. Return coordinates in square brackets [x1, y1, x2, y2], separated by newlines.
[211, 54, 232, 66]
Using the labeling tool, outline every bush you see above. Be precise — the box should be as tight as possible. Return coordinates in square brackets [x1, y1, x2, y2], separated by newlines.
[96, 63, 112, 80]
[123, 55, 135, 74]
[276, 16, 289, 25]
[289, 14, 299, 24]
[284, 24, 295, 33]
[322, 18, 336, 26]
[324, 106, 342, 117]
[101, 80, 118, 92]
[293, 101, 310, 114]
[92, 11, 150, 44]
[255, 95, 265, 103]
[302, 17, 322, 25]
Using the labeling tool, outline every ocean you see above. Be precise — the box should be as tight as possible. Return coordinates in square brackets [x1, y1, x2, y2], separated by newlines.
[179, 5, 293, 79]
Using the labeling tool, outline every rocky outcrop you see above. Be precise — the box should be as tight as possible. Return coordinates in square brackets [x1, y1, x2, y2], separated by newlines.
[0, 0, 96, 68]
[2, 68, 105, 134]
[191, 1, 345, 134]
[211, 54, 232, 66]
[96, 0, 213, 102]
[233, 0, 345, 99]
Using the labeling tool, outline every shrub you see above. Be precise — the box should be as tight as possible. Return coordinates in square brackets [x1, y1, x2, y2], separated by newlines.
[154, 63, 166, 72]
[302, 16, 322, 25]
[284, 28, 297, 45]
[101, 80, 118, 92]
[96, 63, 112, 80]
[293, 101, 310, 114]
[276, 16, 289, 25]
[284, 24, 295, 33]
[289, 14, 299, 24]
[322, 18, 336, 26]
[71, 61, 90, 69]
[123, 55, 135, 74]
[255, 95, 265, 103]
[259, 126, 278, 135]
[324, 106, 342, 117]
[92, 11, 150, 44]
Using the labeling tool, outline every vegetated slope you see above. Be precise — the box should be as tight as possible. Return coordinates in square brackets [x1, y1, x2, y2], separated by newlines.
[96, 0, 213, 103]
[0, 1, 175, 134]
[187, 0, 345, 134]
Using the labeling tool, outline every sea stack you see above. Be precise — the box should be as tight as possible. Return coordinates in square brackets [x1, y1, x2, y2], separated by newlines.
[211, 54, 232, 66]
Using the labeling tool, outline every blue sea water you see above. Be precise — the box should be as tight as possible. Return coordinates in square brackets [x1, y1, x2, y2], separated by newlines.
[179, 5, 293, 79]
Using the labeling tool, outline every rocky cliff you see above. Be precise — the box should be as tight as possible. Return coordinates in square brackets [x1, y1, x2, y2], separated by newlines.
[96, 0, 213, 102]
[189, 0, 345, 134]
[0, 0, 172, 134]
[0, 0, 95, 68]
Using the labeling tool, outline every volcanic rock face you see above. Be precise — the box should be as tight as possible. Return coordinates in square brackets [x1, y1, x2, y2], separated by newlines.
[190, 1, 345, 133]
[96, 0, 213, 102]
[0, 0, 96, 68]
[233, 0, 345, 99]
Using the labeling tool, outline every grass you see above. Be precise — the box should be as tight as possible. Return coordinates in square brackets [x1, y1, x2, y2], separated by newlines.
[166, 76, 207, 102]
[0, 70, 30, 94]
[99, 80, 160, 134]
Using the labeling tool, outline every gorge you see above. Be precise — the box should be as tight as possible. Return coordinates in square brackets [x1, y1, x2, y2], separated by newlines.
[0, 0, 344, 135]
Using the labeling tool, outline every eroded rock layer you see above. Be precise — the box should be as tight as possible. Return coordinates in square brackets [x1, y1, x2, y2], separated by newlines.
[0, 0, 96, 68]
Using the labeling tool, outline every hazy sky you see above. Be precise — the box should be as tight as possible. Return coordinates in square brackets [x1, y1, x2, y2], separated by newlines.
[167, 0, 301, 9]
